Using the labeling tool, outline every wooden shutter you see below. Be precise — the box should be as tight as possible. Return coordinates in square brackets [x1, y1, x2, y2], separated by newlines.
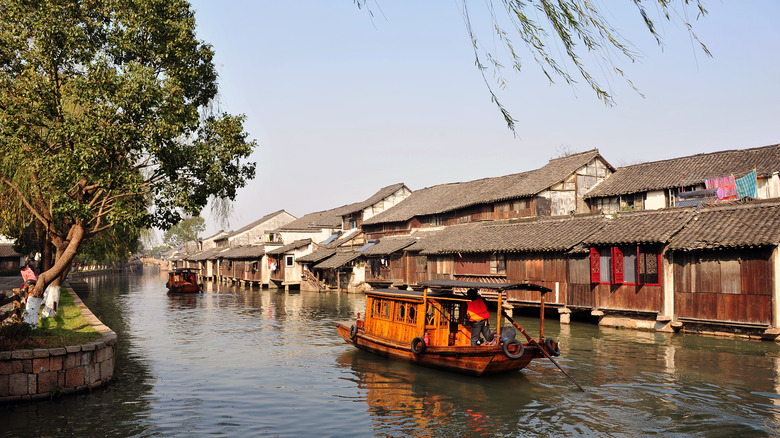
[612, 247, 624, 284]
[590, 248, 600, 283]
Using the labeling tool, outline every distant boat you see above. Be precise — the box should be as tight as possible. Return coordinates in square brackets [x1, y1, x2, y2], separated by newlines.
[335, 279, 560, 377]
[166, 268, 202, 293]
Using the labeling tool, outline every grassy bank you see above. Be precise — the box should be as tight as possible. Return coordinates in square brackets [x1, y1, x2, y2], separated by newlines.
[0, 290, 101, 351]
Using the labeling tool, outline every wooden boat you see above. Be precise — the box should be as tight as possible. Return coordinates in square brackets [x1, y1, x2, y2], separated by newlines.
[336, 279, 560, 377]
[166, 268, 202, 293]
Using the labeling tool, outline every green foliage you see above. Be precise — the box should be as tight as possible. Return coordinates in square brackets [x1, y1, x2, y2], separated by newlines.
[76, 223, 141, 266]
[163, 216, 205, 247]
[0, 0, 256, 286]
[148, 244, 171, 259]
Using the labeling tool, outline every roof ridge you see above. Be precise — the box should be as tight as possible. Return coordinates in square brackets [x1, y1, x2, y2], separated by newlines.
[615, 143, 780, 170]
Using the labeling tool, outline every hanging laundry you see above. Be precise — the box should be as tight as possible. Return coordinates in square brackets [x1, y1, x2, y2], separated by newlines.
[735, 170, 758, 198]
[21, 265, 36, 282]
[705, 176, 737, 201]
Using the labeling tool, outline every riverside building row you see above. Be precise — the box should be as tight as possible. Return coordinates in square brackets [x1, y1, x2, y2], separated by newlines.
[171, 144, 780, 338]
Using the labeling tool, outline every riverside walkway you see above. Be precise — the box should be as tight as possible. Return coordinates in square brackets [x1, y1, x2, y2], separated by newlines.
[0, 275, 22, 292]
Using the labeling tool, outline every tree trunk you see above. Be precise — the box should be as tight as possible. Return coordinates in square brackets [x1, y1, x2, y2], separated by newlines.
[26, 224, 85, 327]
[41, 282, 61, 318]
[22, 296, 43, 325]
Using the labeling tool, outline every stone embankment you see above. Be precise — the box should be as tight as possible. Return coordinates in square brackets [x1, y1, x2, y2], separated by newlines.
[0, 286, 116, 404]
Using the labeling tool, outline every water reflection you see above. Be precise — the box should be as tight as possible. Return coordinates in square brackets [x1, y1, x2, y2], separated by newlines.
[1, 271, 780, 437]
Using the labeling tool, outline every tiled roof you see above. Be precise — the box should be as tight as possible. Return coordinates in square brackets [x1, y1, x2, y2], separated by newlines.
[267, 239, 312, 255]
[0, 243, 21, 258]
[201, 230, 229, 242]
[339, 183, 407, 216]
[326, 229, 362, 248]
[667, 200, 780, 251]
[581, 209, 695, 246]
[585, 143, 780, 198]
[364, 149, 607, 225]
[186, 247, 225, 261]
[412, 215, 605, 255]
[360, 236, 418, 256]
[219, 245, 267, 260]
[227, 210, 293, 238]
[313, 251, 360, 269]
[279, 184, 407, 232]
[278, 206, 352, 231]
[297, 248, 337, 263]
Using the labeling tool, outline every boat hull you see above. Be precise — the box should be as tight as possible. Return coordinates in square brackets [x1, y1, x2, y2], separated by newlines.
[336, 321, 537, 376]
[166, 283, 202, 293]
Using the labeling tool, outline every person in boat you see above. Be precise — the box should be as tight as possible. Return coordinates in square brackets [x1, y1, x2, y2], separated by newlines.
[466, 288, 491, 346]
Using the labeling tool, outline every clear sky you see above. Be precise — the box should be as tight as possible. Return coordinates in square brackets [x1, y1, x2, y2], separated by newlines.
[185, 0, 780, 237]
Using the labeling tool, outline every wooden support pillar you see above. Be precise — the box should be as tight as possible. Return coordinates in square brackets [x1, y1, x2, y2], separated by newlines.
[657, 250, 676, 332]
[558, 307, 571, 324]
[772, 246, 780, 330]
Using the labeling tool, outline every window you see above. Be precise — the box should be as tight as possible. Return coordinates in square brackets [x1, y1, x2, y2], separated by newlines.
[621, 246, 637, 284]
[599, 248, 612, 283]
[439, 302, 464, 326]
[639, 247, 660, 285]
[372, 298, 392, 320]
[395, 302, 417, 325]
[591, 246, 661, 285]
[490, 254, 506, 274]
[285, 255, 294, 267]
[426, 304, 436, 326]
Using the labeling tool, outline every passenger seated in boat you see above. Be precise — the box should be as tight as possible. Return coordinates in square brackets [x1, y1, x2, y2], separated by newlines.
[466, 289, 490, 346]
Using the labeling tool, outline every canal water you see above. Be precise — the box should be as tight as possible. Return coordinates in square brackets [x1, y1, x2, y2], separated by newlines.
[2, 270, 780, 437]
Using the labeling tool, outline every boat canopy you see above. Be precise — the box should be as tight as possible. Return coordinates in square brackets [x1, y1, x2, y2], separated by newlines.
[367, 288, 462, 301]
[418, 279, 552, 293]
[171, 267, 199, 274]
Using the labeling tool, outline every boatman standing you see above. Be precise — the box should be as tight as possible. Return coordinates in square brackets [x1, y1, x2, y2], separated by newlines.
[466, 288, 490, 346]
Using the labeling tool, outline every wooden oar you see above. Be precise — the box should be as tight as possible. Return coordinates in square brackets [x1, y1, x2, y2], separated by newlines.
[501, 310, 586, 392]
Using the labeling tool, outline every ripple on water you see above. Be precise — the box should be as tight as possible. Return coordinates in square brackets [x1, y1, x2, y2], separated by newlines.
[4, 273, 780, 437]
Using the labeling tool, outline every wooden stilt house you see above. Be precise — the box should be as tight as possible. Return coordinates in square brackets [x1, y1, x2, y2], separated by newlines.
[665, 200, 780, 332]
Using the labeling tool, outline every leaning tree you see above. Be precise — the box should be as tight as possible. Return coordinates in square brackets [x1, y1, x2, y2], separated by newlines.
[0, 0, 257, 325]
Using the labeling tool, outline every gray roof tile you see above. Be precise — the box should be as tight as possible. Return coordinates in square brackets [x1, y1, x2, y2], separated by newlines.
[267, 239, 312, 255]
[364, 149, 608, 225]
[581, 209, 695, 246]
[314, 251, 360, 269]
[585, 143, 780, 198]
[360, 236, 418, 256]
[412, 215, 605, 255]
[668, 200, 780, 251]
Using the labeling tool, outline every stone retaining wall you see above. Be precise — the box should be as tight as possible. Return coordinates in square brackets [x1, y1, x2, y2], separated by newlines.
[0, 290, 116, 404]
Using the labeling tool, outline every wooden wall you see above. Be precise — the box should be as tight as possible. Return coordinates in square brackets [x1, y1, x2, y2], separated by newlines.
[566, 254, 596, 308]
[674, 248, 773, 325]
[506, 253, 567, 304]
[381, 243, 776, 328]
[405, 254, 429, 285]
[595, 283, 663, 313]
[454, 254, 490, 276]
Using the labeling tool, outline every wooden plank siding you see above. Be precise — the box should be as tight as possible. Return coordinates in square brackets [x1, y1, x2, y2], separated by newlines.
[566, 254, 596, 308]
[595, 283, 663, 313]
[505, 253, 567, 305]
[404, 254, 429, 285]
[673, 248, 773, 325]
[455, 254, 491, 276]
[220, 260, 231, 279]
